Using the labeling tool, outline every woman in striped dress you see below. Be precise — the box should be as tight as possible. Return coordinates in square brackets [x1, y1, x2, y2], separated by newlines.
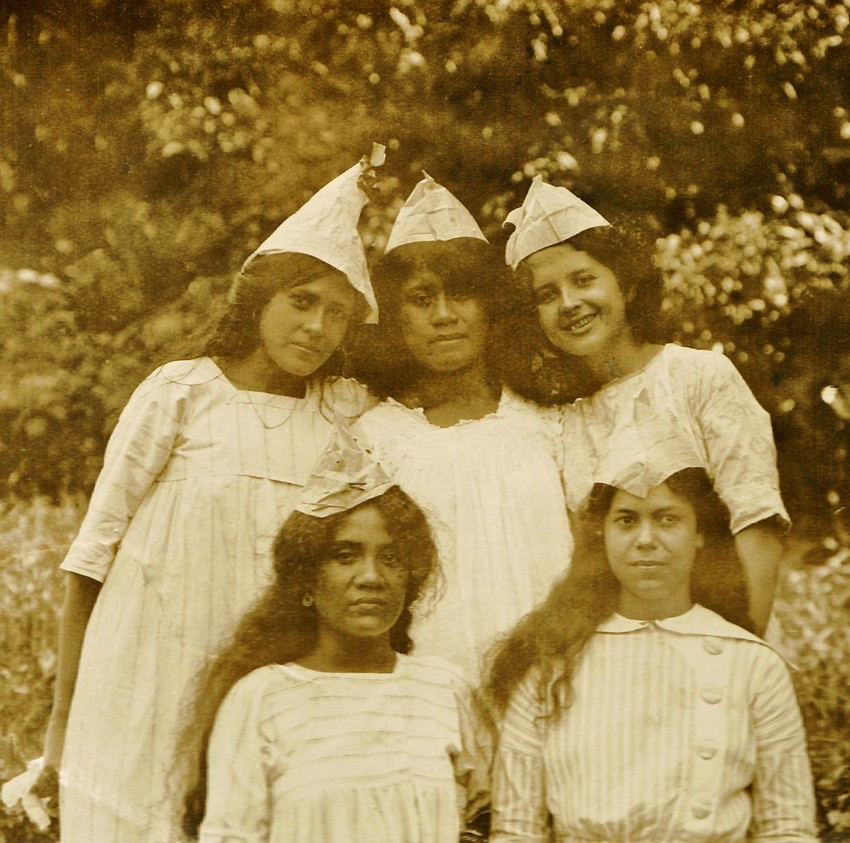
[486, 467, 817, 843]
[179, 457, 491, 843]
[34, 155, 382, 842]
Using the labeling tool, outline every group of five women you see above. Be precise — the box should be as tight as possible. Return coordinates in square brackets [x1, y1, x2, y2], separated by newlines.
[16, 150, 816, 841]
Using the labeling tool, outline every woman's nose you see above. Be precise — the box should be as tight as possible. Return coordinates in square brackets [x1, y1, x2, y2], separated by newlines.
[635, 520, 657, 547]
[355, 556, 384, 584]
[431, 294, 458, 323]
[302, 307, 326, 334]
[558, 284, 579, 311]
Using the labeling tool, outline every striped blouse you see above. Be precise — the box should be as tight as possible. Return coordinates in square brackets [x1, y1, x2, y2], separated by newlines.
[200, 655, 491, 843]
[492, 605, 817, 843]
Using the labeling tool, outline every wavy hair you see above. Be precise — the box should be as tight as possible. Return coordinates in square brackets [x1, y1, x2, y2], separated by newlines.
[504, 213, 669, 404]
[345, 238, 522, 399]
[177, 486, 437, 839]
[175, 251, 365, 380]
[484, 468, 754, 721]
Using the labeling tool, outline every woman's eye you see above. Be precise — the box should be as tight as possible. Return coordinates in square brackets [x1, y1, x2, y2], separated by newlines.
[534, 287, 557, 305]
[659, 515, 680, 526]
[333, 550, 358, 564]
[448, 291, 474, 302]
[575, 273, 595, 286]
[289, 293, 312, 311]
[409, 293, 432, 307]
[379, 550, 401, 567]
[327, 305, 352, 323]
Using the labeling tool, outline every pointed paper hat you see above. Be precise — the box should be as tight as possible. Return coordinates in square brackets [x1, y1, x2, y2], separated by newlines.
[295, 421, 396, 518]
[243, 144, 386, 322]
[504, 175, 611, 269]
[385, 172, 488, 253]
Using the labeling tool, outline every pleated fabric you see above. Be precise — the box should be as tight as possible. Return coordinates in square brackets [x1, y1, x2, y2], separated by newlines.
[59, 358, 372, 843]
[199, 656, 491, 843]
[353, 388, 573, 677]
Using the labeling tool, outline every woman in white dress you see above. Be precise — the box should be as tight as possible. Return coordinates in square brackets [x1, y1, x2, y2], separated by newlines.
[180, 443, 490, 843]
[31, 153, 382, 842]
[486, 467, 817, 843]
[350, 174, 573, 677]
[503, 177, 788, 634]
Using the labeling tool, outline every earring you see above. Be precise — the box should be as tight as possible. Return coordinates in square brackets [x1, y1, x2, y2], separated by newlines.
[302, 593, 314, 607]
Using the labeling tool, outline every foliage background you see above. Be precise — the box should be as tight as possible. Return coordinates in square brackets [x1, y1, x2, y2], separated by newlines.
[1, 0, 849, 839]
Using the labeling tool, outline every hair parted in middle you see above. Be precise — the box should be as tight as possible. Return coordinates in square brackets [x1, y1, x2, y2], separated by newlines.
[177, 484, 437, 839]
[483, 467, 754, 721]
[345, 237, 524, 399]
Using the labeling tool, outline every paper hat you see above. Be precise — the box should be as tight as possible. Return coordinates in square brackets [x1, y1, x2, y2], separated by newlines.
[243, 144, 386, 322]
[504, 175, 611, 269]
[295, 422, 396, 518]
[385, 172, 488, 252]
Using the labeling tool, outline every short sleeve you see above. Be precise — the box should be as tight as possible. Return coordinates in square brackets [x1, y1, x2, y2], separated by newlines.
[60, 365, 186, 582]
[694, 353, 789, 533]
[748, 650, 818, 842]
[491, 674, 549, 843]
[199, 671, 273, 843]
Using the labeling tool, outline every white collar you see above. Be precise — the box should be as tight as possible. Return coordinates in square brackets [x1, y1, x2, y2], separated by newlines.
[596, 604, 764, 646]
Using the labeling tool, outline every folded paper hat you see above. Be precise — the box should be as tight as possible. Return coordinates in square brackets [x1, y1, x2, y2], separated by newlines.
[295, 422, 396, 518]
[243, 143, 386, 322]
[504, 175, 610, 269]
[385, 172, 488, 252]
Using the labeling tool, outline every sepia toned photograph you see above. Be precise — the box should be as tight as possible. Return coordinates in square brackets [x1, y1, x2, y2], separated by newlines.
[1, 1, 848, 841]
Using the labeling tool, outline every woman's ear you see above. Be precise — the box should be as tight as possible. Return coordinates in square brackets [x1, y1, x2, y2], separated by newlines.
[695, 532, 705, 550]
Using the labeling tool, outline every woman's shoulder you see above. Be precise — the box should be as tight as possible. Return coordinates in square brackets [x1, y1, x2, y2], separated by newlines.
[148, 357, 224, 387]
[397, 654, 472, 691]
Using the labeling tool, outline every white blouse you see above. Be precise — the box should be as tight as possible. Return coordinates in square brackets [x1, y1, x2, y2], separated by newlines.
[200, 656, 491, 843]
[560, 344, 788, 533]
[492, 605, 817, 843]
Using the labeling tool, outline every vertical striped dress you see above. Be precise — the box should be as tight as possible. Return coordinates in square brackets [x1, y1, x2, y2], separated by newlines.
[491, 605, 818, 843]
[59, 358, 371, 843]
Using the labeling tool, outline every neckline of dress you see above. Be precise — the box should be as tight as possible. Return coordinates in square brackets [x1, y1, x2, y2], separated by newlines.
[386, 387, 509, 428]
[594, 343, 670, 391]
[283, 656, 403, 679]
[206, 356, 318, 405]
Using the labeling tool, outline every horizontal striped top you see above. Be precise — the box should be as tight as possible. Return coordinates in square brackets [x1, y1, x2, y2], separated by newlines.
[200, 655, 491, 843]
[492, 605, 817, 843]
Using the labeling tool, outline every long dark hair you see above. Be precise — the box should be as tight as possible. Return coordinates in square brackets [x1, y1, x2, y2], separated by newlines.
[178, 486, 437, 839]
[484, 468, 754, 721]
[346, 238, 522, 399]
[176, 251, 365, 380]
[504, 214, 669, 404]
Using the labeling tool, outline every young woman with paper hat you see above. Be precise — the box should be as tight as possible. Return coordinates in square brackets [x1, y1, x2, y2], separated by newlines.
[21, 149, 384, 842]
[178, 429, 491, 843]
[504, 177, 787, 635]
[349, 173, 573, 677]
[485, 467, 816, 843]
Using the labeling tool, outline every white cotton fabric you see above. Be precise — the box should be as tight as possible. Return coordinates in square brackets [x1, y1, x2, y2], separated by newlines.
[58, 357, 373, 843]
[353, 388, 573, 677]
[492, 605, 818, 843]
[560, 344, 789, 533]
[199, 656, 491, 843]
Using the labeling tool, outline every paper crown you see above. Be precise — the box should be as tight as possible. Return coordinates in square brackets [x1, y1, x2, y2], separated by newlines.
[295, 422, 396, 518]
[243, 144, 386, 323]
[385, 172, 488, 253]
[504, 175, 611, 269]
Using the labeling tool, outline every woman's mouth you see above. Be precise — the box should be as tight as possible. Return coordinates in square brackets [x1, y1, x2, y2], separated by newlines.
[559, 313, 596, 333]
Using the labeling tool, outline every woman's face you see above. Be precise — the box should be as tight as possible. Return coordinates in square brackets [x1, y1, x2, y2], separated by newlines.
[525, 243, 631, 361]
[398, 270, 489, 374]
[603, 482, 703, 618]
[257, 273, 357, 378]
[312, 506, 409, 644]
